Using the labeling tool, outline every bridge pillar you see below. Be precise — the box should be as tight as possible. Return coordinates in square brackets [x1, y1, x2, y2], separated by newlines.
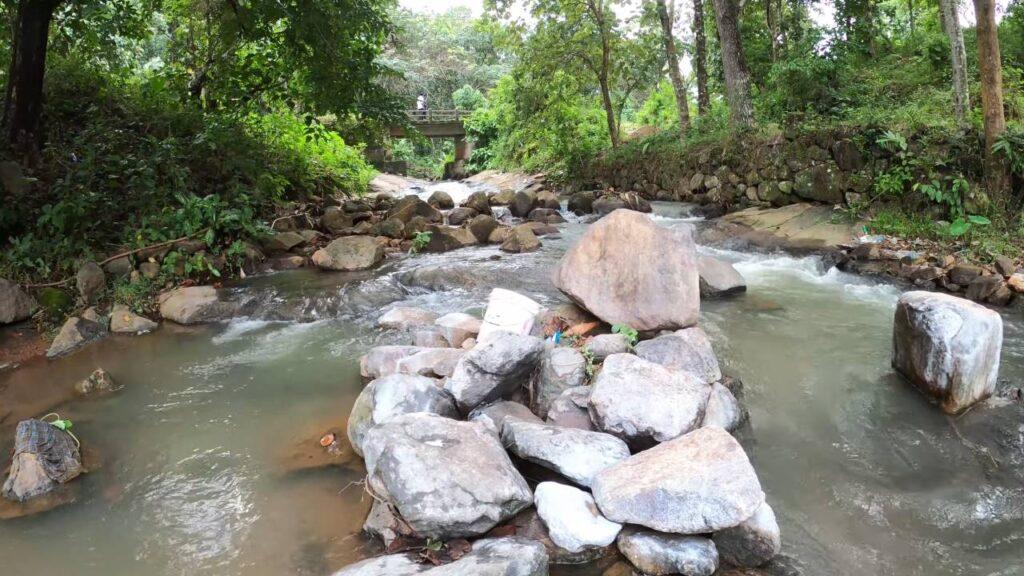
[453, 135, 473, 162]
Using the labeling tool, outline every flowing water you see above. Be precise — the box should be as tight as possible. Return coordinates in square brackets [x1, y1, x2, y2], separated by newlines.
[1, 183, 1022, 576]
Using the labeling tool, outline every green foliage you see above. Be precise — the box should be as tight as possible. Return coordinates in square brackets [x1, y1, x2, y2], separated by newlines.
[453, 84, 488, 111]
[409, 231, 433, 254]
[993, 128, 1024, 177]
[611, 324, 639, 348]
[114, 276, 157, 314]
[635, 80, 679, 128]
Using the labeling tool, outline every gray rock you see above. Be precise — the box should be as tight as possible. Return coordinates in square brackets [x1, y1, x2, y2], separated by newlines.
[589, 354, 710, 447]
[477, 288, 543, 343]
[332, 537, 547, 576]
[553, 210, 699, 332]
[634, 327, 722, 384]
[0, 278, 37, 324]
[103, 256, 133, 277]
[593, 427, 765, 534]
[892, 291, 1003, 413]
[378, 307, 440, 331]
[435, 312, 482, 347]
[262, 231, 306, 252]
[444, 332, 545, 412]
[462, 191, 493, 215]
[388, 196, 443, 224]
[158, 286, 241, 325]
[546, 386, 594, 431]
[74, 368, 119, 395]
[362, 413, 533, 539]
[447, 207, 478, 226]
[427, 190, 455, 209]
[702, 382, 747, 432]
[347, 374, 459, 456]
[712, 501, 782, 568]
[592, 195, 626, 216]
[510, 190, 538, 217]
[469, 400, 542, 435]
[321, 207, 354, 234]
[413, 328, 450, 348]
[2, 419, 83, 502]
[469, 214, 500, 243]
[698, 256, 747, 298]
[535, 481, 622, 553]
[395, 348, 465, 378]
[584, 334, 629, 361]
[363, 499, 416, 549]
[617, 527, 718, 576]
[567, 191, 596, 215]
[312, 236, 385, 271]
[500, 224, 542, 253]
[528, 208, 566, 224]
[76, 261, 106, 304]
[533, 347, 587, 418]
[47, 316, 105, 357]
[792, 163, 844, 204]
[360, 345, 421, 379]
[502, 420, 630, 487]
[109, 303, 158, 334]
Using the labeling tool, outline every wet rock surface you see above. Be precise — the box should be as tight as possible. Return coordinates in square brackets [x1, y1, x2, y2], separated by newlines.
[712, 502, 782, 568]
[634, 327, 722, 384]
[501, 420, 630, 487]
[617, 527, 719, 576]
[3, 419, 83, 502]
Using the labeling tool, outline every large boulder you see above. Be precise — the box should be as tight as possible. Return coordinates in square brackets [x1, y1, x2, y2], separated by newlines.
[502, 420, 630, 487]
[589, 354, 710, 447]
[510, 190, 538, 218]
[617, 527, 718, 576]
[792, 163, 845, 204]
[462, 191, 493, 215]
[533, 347, 587, 418]
[546, 386, 594, 431]
[347, 374, 459, 456]
[2, 419, 83, 502]
[469, 214, 500, 243]
[477, 288, 542, 343]
[712, 501, 782, 568]
[388, 196, 443, 224]
[378, 307, 439, 331]
[698, 256, 747, 298]
[567, 191, 596, 215]
[47, 316, 105, 357]
[362, 413, 533, 539]
[109, 303, 158, 334]
[332, 537, 548, 576]
[158, 286, 240, 325]
[500, 225, 542, 253]
[312, 236, 385, 271]
[321, 207, 353, 234]
[592, 427, 765, 534]
[427, 190, 455, 209]
[444, 332, 545, 412]
[447, 207, 478, 226]
[892, 291, 1003, 413]
[0, 278, 37, 324]
[634, 327, 722, 384]
[535, 481, 622, 553]
[553, 210, 699, 332]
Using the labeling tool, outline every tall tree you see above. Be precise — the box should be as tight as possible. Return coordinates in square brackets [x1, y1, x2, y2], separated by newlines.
[938, 0, 969, 128]
[693, 0, 710, 114]
[972, 0, 1008, 194]
[3, 0, 64, 149]
[655, 0, 690, 135]
[710, 0, 754, 127]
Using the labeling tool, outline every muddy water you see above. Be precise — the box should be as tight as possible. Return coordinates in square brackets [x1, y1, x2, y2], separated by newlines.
[1, 188, 1022, 576]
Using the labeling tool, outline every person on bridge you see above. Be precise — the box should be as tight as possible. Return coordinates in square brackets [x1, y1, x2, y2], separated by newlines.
[415, 92, 427, 119]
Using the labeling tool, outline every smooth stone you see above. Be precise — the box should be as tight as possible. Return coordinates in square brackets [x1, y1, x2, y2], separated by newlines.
[109, 303, 158, 334]
[312, 236, 385, 271]
[502, 420, 630, 487]
[347, 374, 459, 457]
[701, 382, 746, 432]
[634, 327, 722, 384]
[0, 278, 37, 324]
[712, 501, 782, 568]
[477, 288, 542, 343]
[444, 332, 545, 412]
[584, 333, 629, 361]
[535, 481, 622, 553]
[698, 255, 747, 298]
[158, 285, 240, 325]
[413, 327, 450, 348]
[359, 345, 421, 379]
[394, 347, 465, 378]
[378, 307, 439, 331]
[617, 527, 718, 576]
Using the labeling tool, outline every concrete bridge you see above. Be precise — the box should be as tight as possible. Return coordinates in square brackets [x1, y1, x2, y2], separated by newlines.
[385, 110, 472, 178]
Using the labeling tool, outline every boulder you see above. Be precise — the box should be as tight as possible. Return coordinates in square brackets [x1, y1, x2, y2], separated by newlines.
[584, 333, 629, 361]
[462, 191, 493, 215]
[491, 190, 515, 205]
[533, 347, 587, 418]
[617, 527, 718, 576]
[477, 288, 542, 343]
[444, 332, 545, 412]
[621, 192, 652, 213]
[469, 214, 500, 243]
[413, 328, 450, 348]
[378, 218, 406, 239]
[892, 291, 1003, 413]
[313, 236, 385, 271]
[158, 286, 240, 325]
[535, 482, 622, 553]
[388, 196, 443, 224]
[322, 207, 354, 234]
[2, 419, 83, 502]
[792, 163, 844, 204]
[502, 420, 630, 487]
[363, 499, 415, 549]
[593, 195, 626, 216]
[109, 303, 158, 334]
[536, 190, 561, 209]
[263, 230, 305, 251]
[422, 227, 470, 253]
[698, 256, 747, 298]
[427, 190, 455, 210]
[553, 210, 699, 332]
[469, 400, 543, 435]
[500, 225, 542, 253]
[76, 261, 106, 304]
[74, 368, 119, 395]
[702, 382, 747, 432]
[360, 345, 421, 379]
[634, 327, 722, 384]
[362, 413, 532, 539]
[488, 226, 511, 244]
[528, 208, 566, 224]
[47, 316, 105, 357]
[378, 307, 439, 331]
[395, 348, 465, 378]
[510, 191, 538, 218]
[592, 427, 765, 534]
[589, 354, 711, 447]
[347, 374, 459, 456]
[0, 278, 37, 324]
[435, 312, 482, 347]
[332, 537, 547, 576]
[447, 207, 478, 226]
[568, 191, 596, 215]
[546, 386, 595, 431]
[712, 501, 782, 568]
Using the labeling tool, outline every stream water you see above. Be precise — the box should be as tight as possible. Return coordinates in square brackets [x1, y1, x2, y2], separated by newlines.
[1, 184, 1022, 576]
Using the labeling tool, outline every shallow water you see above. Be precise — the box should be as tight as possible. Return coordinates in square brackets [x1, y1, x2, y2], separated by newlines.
[1, 195, 1022, 576]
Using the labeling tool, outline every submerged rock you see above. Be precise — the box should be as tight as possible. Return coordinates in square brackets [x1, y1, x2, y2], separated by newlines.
[502, 420, 630, 487]
[444, 332, 545, 412]
[553, 210, 699, 332]
[698, 255, 747, 298]
[892, 291, 1003, 413]
[362, 414, 532, 539]
[592, 427, 765, 534]
[589, 354, 710, 447]
[634, 327, 722, 384]
[617, 527, 718, 576]
[535, 481, 622, 553]
[347, 374, 459, 456]
[312, 236, 385, 271]
[47, 316, 105, 357]
[74, 368, 119, 396]
[332, 536, 547, 576]
[2, 419, 83, 502]
[0, 278, 37, 324]
[109, 303, 158, 334]
[712, 501, 782, 568]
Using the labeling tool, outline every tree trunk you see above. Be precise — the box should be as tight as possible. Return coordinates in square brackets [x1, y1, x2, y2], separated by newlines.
[598, 73, 620, 148]
[693, 0, 710, 114]
[972, 0, 1008, 196]
[656, 0, 690, 137]
[765, 0, 778, 62]
[939, 0, 969, 128]
[711, 0, 754, 128]
[4, 0, 61, 150]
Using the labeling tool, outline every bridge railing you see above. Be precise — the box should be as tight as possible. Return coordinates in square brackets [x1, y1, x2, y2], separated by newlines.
[406, 109, 470, 123]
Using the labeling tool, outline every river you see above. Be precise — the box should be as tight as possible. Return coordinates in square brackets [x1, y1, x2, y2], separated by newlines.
[0, 183, 1021, 576]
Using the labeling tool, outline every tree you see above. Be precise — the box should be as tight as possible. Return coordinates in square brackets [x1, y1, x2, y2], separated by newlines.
[693, 0, 710, 114]
[655, 0, 690, 136]
[3, 0, 64, 149]
[938, 0, 969, 128]
[710, 0, 754, 127]
[972, 0, 1008, 194]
